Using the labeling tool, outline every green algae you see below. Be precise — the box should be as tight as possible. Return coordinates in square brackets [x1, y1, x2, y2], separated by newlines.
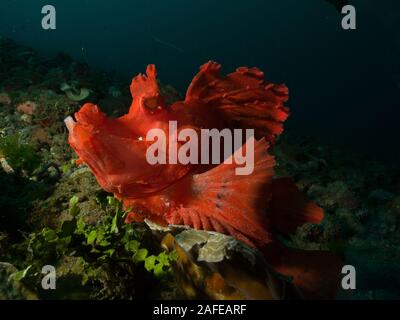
[0, 133, 41, 174]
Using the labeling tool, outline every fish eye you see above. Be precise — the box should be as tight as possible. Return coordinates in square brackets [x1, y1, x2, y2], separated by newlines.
[143, 96, 160, 110]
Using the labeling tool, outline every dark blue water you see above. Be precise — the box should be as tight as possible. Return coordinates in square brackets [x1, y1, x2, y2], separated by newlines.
[1, 0, 399, 160]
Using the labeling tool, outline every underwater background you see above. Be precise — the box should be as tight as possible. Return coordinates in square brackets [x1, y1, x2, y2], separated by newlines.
[1, 0, 399, 161]
[0, 0, 400, 300]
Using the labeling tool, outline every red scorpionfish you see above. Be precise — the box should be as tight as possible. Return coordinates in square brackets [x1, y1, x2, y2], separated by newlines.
[65, 62, 341, 299]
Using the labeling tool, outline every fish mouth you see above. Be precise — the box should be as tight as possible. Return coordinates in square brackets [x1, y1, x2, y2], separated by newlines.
[64, 116, 76, 133]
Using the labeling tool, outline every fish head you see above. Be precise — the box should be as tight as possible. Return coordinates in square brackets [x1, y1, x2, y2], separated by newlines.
[64, 69, 191, 198]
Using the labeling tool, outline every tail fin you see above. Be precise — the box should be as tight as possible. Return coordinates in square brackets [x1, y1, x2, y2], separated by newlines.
[269, 178, 324, 235]
[262, 243, 342, 299]
[264, 179, 340, 299]
[185, 61, 290, 145]
[166, 138, 275, 247]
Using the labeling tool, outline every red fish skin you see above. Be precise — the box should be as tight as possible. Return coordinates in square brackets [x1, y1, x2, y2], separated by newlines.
[124, 137, 276, 248]
[68, 61, 289, 198]
[66, 62, 341, 298]
[67, 61, 290, 244]
[68, 105, 192, 198]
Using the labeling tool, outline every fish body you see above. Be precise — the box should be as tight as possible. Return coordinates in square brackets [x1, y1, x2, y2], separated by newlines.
[66, 61, 290, 246]
[66, 62, 341, 298]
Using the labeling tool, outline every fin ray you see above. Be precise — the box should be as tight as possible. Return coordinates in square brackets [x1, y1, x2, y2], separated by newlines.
[166, 138, 275, 246]
[185, 61, 290, 144]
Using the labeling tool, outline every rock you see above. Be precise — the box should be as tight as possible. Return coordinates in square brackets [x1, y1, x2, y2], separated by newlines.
[154, 225, 301, 300]
[0, 157, 14, 174]
[175, 229, 257, 264]
[30, 166, 104, 229]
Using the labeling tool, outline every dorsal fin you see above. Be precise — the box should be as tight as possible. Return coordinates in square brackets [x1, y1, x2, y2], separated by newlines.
[129, 64, 160, 103]
[185, 61, 290, 145]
